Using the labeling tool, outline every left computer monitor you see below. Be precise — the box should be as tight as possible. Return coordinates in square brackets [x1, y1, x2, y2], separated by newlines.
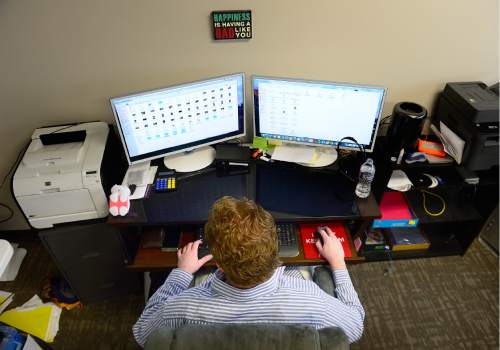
[111, 73, 245, 172]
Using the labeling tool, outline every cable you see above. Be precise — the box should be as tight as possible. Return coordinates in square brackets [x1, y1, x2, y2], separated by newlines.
[0, 203, 13, 224]
[0, 142, 29, 189]
[380, 114, 392, 125]
[335, 136, 366, 183]
[335, 136, 366, 160]
[0, 141, 30, 223]
[421, 189, 446, 216]
[224, 137, 245, 145]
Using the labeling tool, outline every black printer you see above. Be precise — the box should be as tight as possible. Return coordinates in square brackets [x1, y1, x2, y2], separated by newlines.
[434, 82, 499, 171]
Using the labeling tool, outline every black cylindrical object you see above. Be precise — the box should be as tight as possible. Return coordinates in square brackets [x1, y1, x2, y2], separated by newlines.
[387, 102, 427, 157]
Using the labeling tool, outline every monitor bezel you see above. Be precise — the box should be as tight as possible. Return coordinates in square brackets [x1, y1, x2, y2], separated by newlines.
[111, 73, 246, 165]
[252, 75, 386, 153]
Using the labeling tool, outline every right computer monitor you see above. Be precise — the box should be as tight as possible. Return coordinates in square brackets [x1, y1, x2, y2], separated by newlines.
[253, 76, 386, 153]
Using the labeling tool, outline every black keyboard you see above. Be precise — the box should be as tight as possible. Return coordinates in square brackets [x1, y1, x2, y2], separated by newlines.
[195, 223, 299, 259]
[277, 223, 299, 257]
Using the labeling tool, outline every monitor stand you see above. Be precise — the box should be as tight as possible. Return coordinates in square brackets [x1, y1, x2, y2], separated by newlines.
[297, 147, 338, 167]
[163, 146, 216, 172]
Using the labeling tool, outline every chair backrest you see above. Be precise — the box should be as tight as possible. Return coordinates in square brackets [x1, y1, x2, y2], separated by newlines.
[145, 324, 349, 350]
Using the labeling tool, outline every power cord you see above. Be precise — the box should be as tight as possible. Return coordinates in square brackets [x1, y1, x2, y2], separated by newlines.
[0, 141, 30, 223]
[0, 138, 33, 223]
[0, 142, 28, 189]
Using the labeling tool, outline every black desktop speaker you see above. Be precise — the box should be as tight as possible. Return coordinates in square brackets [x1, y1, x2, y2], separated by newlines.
[386, 102, 427, 159]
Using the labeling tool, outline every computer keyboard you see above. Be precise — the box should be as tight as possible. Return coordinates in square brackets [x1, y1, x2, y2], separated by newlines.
[195, 223, 299, 258]
[277, 223, 299, 257]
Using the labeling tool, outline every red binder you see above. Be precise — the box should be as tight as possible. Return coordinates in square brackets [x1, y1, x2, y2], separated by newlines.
[299, 222, 352, 259]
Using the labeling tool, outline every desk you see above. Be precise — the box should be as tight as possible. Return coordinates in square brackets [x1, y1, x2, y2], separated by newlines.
[109, 159, 381, 270]
[38, 144, 495, 303]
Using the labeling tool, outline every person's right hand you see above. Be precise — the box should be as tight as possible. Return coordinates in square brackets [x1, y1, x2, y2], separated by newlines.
[315, 226, 346, 270]
[177, 240, 213, 274]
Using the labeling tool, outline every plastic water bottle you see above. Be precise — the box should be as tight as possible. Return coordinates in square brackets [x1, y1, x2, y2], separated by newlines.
[355, 158, 375, 198]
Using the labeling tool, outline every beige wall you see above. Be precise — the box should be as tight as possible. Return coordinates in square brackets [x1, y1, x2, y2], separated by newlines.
[0, 0, 498, 230]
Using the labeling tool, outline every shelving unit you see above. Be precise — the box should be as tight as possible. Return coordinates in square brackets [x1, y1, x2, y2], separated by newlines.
[359, 164, 490, 262]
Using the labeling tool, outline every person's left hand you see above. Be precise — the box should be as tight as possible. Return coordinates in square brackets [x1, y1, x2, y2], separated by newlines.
[177, 240, 213, 274]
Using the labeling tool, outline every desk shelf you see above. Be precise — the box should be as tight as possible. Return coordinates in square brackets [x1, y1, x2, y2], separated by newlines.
[127, 223, 364, 270]
[360, 149, 498, 261]
[108, 159, 379, 270]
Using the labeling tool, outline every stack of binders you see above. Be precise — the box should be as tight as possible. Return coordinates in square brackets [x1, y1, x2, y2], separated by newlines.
[372, 191, 419, 228]
[369, 191, 429, 252]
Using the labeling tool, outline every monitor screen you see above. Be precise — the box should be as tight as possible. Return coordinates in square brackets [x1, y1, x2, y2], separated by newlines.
[111, 73, 245, 164]
[253, 76, 386, 152]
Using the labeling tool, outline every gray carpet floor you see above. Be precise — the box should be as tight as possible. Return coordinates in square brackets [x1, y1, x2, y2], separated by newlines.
[349, 240, 498, 350]
[0, 232, 497, 350]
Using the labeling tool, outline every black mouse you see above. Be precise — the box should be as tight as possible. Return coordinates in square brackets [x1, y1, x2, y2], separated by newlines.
[314, 231, 323, 245]
[315, 226, 327, 245]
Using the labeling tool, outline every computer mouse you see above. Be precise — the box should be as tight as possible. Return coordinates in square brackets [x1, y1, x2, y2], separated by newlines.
[314, 230, 323, 245]
[314, 226, 327, 245]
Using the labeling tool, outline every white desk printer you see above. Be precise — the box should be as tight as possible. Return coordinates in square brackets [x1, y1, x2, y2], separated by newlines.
[13, 122, 126, 229]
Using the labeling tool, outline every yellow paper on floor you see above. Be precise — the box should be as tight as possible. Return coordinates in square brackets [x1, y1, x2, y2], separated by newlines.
[0, 295, 61, 343]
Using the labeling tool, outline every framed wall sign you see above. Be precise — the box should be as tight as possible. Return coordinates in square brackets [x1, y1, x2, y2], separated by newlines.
[212, 10, 252, 40]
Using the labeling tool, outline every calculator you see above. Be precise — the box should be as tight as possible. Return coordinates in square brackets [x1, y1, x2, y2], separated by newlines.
[155, 170, 176, 192]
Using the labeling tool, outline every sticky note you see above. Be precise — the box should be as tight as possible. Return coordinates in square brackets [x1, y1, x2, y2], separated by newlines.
[268, 139, 283, 146]
[252, 137, 268, 150]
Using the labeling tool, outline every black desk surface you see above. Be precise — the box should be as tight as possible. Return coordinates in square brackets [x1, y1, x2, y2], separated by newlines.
[108, 160, 381, 226]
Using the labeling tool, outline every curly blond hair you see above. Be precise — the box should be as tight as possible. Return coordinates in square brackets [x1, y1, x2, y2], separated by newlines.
[205, 196, 281, 288]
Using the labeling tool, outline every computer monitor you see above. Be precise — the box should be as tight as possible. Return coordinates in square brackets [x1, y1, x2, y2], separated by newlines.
[111, 73, 245, 172]
[253, 76, 386, 166]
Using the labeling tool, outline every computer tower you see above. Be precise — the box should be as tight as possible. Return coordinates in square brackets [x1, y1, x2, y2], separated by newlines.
[386, 102, 427, 159]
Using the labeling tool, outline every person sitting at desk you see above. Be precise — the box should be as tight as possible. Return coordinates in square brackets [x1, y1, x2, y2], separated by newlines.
[133, 196, 365, 346]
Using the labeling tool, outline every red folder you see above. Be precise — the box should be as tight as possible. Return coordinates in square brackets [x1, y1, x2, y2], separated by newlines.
[299, 222, 352, 259]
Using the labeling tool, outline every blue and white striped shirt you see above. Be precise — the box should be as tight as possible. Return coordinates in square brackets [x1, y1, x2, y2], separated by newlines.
[133, 266, 364, 346]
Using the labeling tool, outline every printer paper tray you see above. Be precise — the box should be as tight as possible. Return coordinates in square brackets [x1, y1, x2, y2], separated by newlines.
[17, 189, 96, 219]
